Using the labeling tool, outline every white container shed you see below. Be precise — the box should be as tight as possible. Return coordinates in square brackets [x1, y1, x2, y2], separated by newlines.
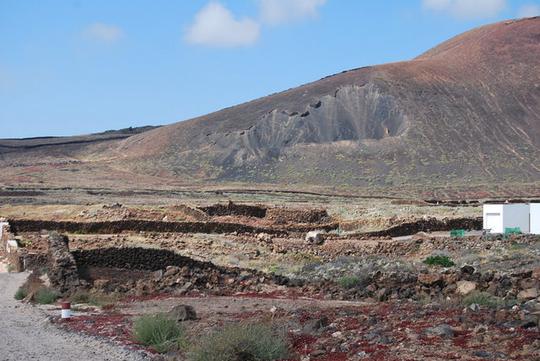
[530, 203, 540, 235]
[483, 204, 530, 234]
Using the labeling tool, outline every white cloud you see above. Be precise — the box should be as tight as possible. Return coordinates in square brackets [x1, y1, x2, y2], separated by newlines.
[423, 0, 506, 19]
[517, 4, 540, 17]
[260, 0, 326, 25]
[84, 23, 124, 43]
[185, 2, 260, 47]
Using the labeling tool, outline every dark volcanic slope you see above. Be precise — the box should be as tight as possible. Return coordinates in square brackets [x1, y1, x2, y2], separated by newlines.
[115, 18, 540, 188]
[1, 18, 539, 193]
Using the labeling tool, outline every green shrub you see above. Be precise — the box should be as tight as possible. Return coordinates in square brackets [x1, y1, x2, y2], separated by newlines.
[423, 255, 455, 267]
[14, 287, 28, 300]
[34, 287, 59, 304]
[190, 322, 289, 361]
[133, 313, 184, 353]
[70, 290, 90, 304]
[337, 275, 361, 289]
[70, 291, 118, 307]
[89, 293, 118, 308]
[462, 291, 501, 308]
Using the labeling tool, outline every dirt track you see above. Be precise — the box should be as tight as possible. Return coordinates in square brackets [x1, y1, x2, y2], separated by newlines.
[0, 272, 147, 361]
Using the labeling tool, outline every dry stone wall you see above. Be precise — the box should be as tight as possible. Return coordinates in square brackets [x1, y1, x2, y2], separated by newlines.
[198, 202, 267, 218]
[266, 208, 330, 224]
[354, 217, 482, 238]
[9, 219, 285, 235]
[72, 247, 217, 271]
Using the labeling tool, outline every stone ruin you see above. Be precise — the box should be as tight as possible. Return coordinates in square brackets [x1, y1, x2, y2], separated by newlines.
[47, 232, 80, 293]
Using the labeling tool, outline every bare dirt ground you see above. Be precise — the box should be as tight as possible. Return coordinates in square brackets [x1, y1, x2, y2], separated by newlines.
[0, 271, 147, 361]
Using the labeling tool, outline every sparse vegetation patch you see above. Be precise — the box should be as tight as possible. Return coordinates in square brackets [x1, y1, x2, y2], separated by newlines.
[462, 291, 502, 308]
[338, 275, 361, 289]
[70, 290, 118, 307]
[423, 255, 455, 267]
[14, 287, 28, 300]
[190, 322, 289, 361]
[34, 287, 59, 304]
[132, 313, 184, 353]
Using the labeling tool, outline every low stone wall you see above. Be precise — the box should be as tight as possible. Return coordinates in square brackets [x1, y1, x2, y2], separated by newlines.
[353, 217, 483, 238]
[198, 202, 267, 218]
[9, 219, 286, 236]
[72, 246, 291, 295]
[72, 247, 218, 272]
[21, 252, 48, 271]
[266, 208, 330, 224]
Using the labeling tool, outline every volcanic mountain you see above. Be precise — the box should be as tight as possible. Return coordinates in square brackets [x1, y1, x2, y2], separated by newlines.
[1, 18, 540, 193]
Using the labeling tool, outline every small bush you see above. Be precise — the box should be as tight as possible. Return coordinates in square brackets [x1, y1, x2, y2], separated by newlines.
[190, 322, 289, 361]
[423, 255, 455, 267]
[70, 290, 90, 304]
[133, 313, 184, 353]
[89, 293, 118, 308]
[34, 287, 59, 304]
[338, 276, 361, 289]
[462, 291, 501, 308]
[14, 287, 28, 300]
[70, 291, 118, 307]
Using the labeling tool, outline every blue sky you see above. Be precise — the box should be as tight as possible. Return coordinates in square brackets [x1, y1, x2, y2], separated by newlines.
[1, 0, 539, 138]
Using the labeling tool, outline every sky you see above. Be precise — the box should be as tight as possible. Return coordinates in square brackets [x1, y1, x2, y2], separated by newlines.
[1, 0, 539, 138]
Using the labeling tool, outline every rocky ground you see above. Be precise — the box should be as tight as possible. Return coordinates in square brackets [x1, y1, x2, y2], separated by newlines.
[48, 291, 540, 361]
[2, 200, 540, 360]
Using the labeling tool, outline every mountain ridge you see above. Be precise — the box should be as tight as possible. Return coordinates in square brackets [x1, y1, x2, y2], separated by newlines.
[1, 17, 539, 194]
[113, 17, 540, 187]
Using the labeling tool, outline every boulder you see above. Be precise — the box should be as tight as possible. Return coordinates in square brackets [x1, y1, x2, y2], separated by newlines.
[168, 304, 197, 322]
[93, 279, 110, 290]
[517, 288, 539, 301]
[519, 277, 538, 290]
[532, 267, 540, 280]
[257, 233, 272, 243]
[418, 273, 444, 287]
[152, 269, 163, 281]
[39, 273, 51, 288]
[164, 266, 180, 277]
[305, 231, 325, 245]
[456, 281, 477, 295]
[424, 324, 454, 338]
[461, 265, 475, 275]
[302, 316, 329, 334]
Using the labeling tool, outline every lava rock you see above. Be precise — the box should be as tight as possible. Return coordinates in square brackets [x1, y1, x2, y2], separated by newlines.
[424, 324, 454, 338]
[168, 304, 197, 322]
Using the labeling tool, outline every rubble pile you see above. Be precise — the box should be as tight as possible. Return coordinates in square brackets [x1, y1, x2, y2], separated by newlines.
[302, 263, 540, 306]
